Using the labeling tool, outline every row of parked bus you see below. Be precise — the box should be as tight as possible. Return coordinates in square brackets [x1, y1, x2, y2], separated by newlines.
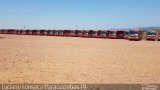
[145, 30, 160, 41]
[0, 29, 160, 41]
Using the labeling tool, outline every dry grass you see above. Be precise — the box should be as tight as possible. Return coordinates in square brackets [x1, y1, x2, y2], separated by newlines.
[0, 34, 160, 84]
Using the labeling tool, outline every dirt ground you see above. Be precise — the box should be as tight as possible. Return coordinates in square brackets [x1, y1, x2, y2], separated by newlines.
[0, 34, 160, 84]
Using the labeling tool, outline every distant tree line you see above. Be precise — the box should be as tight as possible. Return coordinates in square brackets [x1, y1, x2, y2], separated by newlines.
[140, 27, 160, 32]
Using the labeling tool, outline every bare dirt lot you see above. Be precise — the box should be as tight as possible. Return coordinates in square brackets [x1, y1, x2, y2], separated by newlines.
[0, 34, 160, 84]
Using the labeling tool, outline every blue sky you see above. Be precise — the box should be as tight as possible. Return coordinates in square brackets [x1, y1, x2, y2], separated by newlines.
[0, 0, 159, 29]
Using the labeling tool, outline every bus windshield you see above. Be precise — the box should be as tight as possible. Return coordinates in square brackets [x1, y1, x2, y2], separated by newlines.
[92, 31, 97, 34]
[117, 31, 124, 35]
[130, 30, 138, 35]
[109, 31, 116, 35]
[75, 31, 82, 34]
[100, 31, 106, 34]
[124, 32, 129, 35]
[147, 32, 156, 35]
[70, 31, 75, 33]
